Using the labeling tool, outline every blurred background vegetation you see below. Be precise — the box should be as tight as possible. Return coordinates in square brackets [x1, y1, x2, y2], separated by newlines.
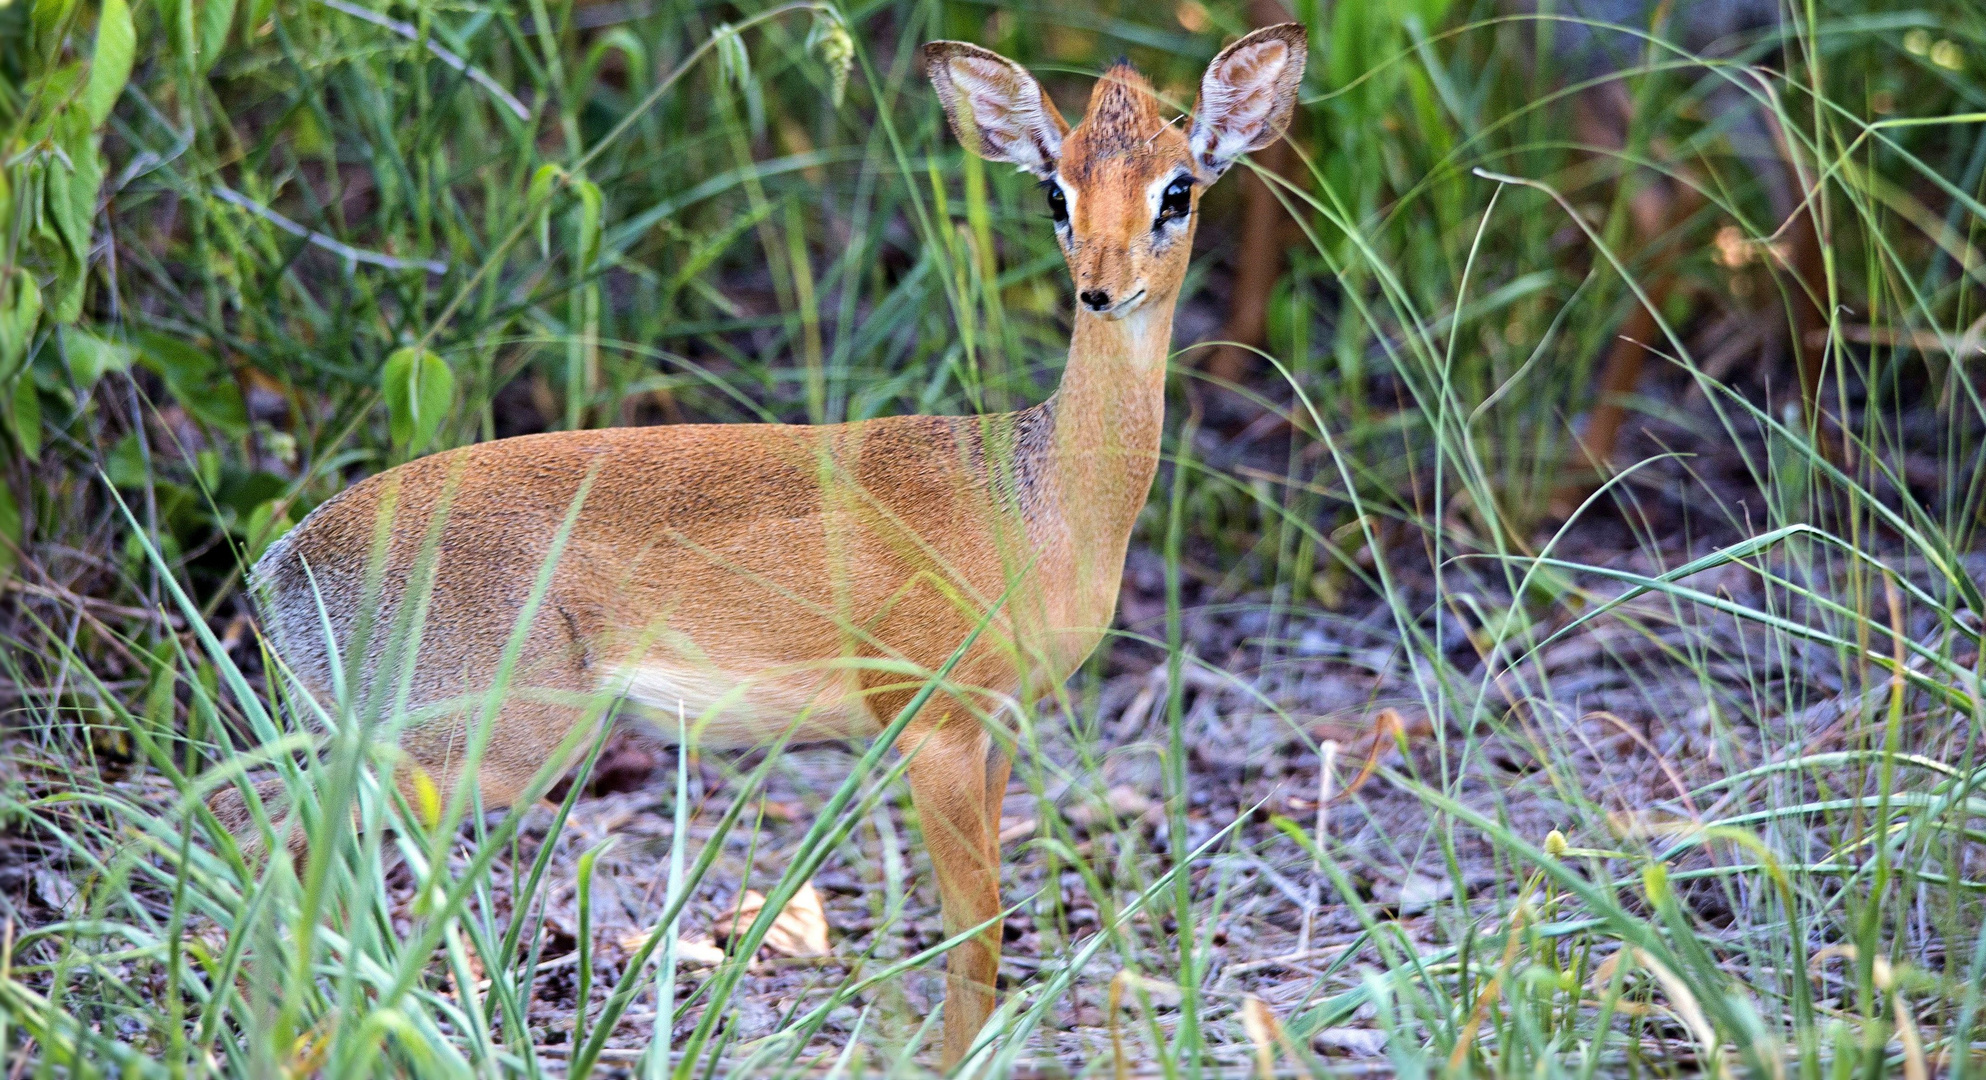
[5, 0, 1986, 1074]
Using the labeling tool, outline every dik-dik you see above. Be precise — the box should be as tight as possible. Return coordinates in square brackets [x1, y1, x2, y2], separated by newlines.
[240, 26, 1306, 1065]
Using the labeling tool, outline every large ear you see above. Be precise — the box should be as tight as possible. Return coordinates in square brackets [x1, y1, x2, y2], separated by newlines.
[1188, 23, 1307, 181]
[924, 41, 1069, 178]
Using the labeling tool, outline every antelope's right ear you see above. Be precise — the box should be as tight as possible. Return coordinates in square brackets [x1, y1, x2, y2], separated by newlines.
[1188, 23, 1307, 181]
[924, 41, 1069, 178]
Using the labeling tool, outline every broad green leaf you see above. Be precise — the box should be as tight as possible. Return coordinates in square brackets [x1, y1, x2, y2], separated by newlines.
[0, 477, 20, 585]
[380, 347, 454, 454]
[63, 328, 133, 390]
[104, 433, 148, 489]
[528, 165, 564, 257]
[197, 0, 235, 74]
[158, 0, 194, 78]
[217, 466, 284, 516]
[30, 0, 78, 56]
[246, 0, 275, 37]
[574, 178, 602, 273]
[47, 253, 89, 325]
[82, 0, 134, 126]
[23, 65, 87, 141]
[0, 270, 43, 385]
[242, 498, 294, 563]
[46, 110, 103, 266]
[193, 448, 221, 490]
[526, 164, 563, 209]
[9, 377, 43, 459]
[134, 332, 249, 436]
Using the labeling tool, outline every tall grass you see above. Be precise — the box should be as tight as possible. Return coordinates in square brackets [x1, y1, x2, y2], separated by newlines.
[3, 0, 1985, 1075]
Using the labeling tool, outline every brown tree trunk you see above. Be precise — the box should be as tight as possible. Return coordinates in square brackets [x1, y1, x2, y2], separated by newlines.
[1768, 110, 1836, 461]
[1208, 137, 1296, 384]
[1205, 0, 1301, 387]
[1578, 182, 1700, 467]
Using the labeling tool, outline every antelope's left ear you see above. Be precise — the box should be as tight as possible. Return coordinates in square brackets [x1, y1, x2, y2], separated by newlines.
[925, 40, 1069, 179]
[1188, 23, 1308, 181]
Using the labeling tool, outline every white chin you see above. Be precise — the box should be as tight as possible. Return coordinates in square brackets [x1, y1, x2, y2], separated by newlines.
[1098, 289, 1148, 320]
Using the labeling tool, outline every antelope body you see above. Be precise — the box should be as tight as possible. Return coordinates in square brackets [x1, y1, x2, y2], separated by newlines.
[245, 26, 1306, 1065]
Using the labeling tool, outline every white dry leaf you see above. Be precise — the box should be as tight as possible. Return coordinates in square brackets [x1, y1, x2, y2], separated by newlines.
[711, 890, 768, 946]
[615, 930, 727, 968]
[1108, 969, 1183, 1010]
[1312, 1027, 1390, 1057]
[1070, 784, 1159, 827]
[674, 936, 727, 966]
[1381, 872, 1453, 914]
[1107, 785, 1156, 818]
[997, 816, 1038, 843]
[711, 883, 830, 958]
[34, 869, 79, 915]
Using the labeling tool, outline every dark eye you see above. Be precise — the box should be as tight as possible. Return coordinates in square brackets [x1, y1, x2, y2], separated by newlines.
[1044, 180, 1069, 225]
[1156, 176, 1193, 227]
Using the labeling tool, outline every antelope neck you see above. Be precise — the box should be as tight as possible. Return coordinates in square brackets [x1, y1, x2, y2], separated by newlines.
[1037, 299, 1172, 555]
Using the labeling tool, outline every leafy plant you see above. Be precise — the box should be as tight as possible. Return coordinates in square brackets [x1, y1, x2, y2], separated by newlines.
[2, 0, 1985, 1076]
[1, 0, 133, 434]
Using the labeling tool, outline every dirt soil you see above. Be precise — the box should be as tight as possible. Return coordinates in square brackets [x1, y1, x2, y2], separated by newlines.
[3, 291, 1978, 1075]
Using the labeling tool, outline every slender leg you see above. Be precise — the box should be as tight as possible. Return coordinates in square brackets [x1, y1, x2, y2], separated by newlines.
[901, 720, 1005, 1069]
[983, 743, 1012, 867]
[401, 697, 598, 813]
[213, 633, 597, 863]
[206, 776, 301, 861]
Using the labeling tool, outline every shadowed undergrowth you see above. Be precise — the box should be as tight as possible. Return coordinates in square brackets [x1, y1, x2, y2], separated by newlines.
[3, 0, 1986, 1075]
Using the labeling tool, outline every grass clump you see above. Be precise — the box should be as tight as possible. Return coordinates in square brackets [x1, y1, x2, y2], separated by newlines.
[4, 0, 1986, 1076]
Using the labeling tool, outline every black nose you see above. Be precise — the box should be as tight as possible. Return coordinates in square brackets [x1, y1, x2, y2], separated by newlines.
[1079, 289, 1111, 310]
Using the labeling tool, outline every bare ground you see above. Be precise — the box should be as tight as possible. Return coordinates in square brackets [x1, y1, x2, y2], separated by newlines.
[3, 301, 1980, 1074]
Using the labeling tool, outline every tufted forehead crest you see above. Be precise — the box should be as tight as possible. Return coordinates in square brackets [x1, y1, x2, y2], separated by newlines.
[1067, 62, 1168, 163]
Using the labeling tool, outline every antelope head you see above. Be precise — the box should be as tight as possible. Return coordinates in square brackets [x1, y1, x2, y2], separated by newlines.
[925, 24, 1307, 321]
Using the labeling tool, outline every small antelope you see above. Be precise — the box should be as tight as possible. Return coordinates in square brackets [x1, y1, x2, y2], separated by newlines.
[239, 25, 1305, 1065]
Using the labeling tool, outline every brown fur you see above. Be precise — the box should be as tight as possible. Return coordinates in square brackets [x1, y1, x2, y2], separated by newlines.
[239, 26, 1305, 1067]
[1058, 66, 1193, 311]
[1064, 63, 1165, 165]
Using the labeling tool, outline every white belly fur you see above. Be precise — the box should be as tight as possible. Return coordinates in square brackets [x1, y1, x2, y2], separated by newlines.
[613, 660, 883, 748]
